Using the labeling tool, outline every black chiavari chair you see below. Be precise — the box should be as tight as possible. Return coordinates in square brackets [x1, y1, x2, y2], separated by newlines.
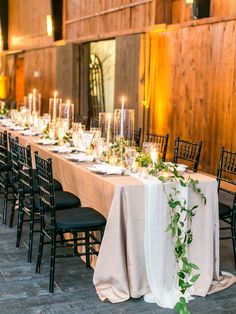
[35, 152, 106, 292]
[145, 132, 169, 162]
[217, 147, 236, 268]
[0, 131, 12, 225]
[174, 137, 202, 172]
[16, 143, 80, 263]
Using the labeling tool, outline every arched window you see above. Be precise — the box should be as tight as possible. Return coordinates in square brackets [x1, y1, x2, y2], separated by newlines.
[88, 54, 105, 120]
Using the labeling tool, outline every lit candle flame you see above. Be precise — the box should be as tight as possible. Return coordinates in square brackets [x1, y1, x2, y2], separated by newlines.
[121, 96, 125, 109]
[54, 91, 58, 98]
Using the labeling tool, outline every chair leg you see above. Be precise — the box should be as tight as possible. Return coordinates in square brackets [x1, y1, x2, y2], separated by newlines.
[100, 227, 105, 240]
[85, 231, 90, 268]
[2, 186, 8, 225]
[16, 210, 24, 247]
[9, 196, 16, 228]
[49, 231, 56, 293]
[231, 222, 236, 269]
[73, 232, 78, 256]
[28, 212, 34, 263]
[36, 227, 44, 274]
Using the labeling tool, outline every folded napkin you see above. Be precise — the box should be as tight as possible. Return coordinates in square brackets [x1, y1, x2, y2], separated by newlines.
[56, 146, 74, 154]
[11, 126, 27, 131]
[88, 164, 124, 175]
[65, 153, 94, 162]
[34, 139, 58, 145]
[21, 130, 40, 136]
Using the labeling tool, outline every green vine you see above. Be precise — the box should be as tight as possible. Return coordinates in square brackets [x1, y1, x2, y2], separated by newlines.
[149, 161, 206, 314]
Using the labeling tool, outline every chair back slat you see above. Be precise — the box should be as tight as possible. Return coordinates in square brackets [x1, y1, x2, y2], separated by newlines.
[35, 152, 56, 223]
[217, 147, 236, 186]
[8, 134, 19, 188]
[174, 137, 202, 172]
[16, 143, 35, 209]
[145, 132, 169, 161]
[0, 131, 9, 170]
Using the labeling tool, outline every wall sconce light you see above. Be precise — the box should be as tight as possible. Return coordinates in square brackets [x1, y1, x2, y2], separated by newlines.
[185, 0, 194, 4]
[46, 14, 53, 37]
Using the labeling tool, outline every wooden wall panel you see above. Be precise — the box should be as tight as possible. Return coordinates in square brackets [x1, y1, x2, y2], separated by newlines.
[8, 0, 53, 50]
[65, 0, 166, 41]
[114, 34, 142, 128]
[24, 47, 57, 113]
[15, 57, 25, 106]
[148, 19, 236, 174]
[172, 0, 192, 24]
[211, 0, 236, 17]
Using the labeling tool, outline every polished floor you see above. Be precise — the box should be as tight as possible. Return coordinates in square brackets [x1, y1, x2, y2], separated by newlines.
[0, 207, 236, 314]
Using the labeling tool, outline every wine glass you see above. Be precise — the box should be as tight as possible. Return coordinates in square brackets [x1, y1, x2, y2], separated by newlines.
[125, 146, 137, 170]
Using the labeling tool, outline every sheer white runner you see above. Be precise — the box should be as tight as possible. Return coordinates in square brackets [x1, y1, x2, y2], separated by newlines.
[142, 175, 219, 308]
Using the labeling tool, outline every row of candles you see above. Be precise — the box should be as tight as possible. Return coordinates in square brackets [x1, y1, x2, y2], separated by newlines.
[21, 90, 75, 132]
[21, 90, 135, 144]
[8, 89, 161, 172]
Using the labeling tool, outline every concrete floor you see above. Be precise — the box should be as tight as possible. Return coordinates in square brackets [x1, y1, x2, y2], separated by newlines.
[0, 208, 236, 314]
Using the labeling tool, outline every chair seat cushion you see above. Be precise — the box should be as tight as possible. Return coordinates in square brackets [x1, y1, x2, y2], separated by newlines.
[45, 207, 106, 229]
[25, 190, 81, 210]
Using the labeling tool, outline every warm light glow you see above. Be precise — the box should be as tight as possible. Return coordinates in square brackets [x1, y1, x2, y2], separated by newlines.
[0, 76, 8, 99]
[46, 15, 53, 37]
[67, 99, 70, 105]
[33, 89, 36, 95]
[54, 91, 58, 98]
[121, 96, 125, 109]
[185, 0, 194, 5]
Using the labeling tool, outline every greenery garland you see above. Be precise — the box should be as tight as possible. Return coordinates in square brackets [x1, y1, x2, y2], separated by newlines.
[149, 161, 206, 314]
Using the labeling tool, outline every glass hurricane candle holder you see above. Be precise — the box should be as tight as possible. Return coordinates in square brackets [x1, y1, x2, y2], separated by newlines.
[32, 91, 41, 115]
[99, 112, 113, 145]
[57, 125, 66, 145]
[59, 101, 74, 131]
[114, 109, 134, 142]
[49, 97, 62, 123]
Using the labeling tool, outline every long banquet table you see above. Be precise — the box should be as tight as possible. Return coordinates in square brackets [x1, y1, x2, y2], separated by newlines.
[1, 123, 234, 308]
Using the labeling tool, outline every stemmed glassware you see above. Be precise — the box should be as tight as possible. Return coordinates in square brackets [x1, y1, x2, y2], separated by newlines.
[124, 146, 137, 170]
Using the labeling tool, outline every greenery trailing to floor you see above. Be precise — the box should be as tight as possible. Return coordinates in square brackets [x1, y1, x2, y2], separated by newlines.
[149, 161, 206, 314]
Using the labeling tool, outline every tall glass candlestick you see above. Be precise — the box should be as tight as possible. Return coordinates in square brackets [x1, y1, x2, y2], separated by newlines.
[33, 89, 36, 113]
[49, 94, 61, 124]
[53, 91, 57, 122]
[106, 113, 112, 146]
[31, 89, 41, 114]
[120, 97, 125, 137]
[59, 101, 74, 131]
[99, 112, 113, 143]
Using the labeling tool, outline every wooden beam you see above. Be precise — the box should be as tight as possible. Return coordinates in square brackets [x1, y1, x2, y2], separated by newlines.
[65, 0, 153, 24]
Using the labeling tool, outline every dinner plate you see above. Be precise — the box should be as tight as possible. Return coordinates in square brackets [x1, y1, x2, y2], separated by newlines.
[47, 146, 76, 154]
[87, 164, 125, 175]
[10, 126, 28, 131]
[164, 162, 188, 172]
[34, 139, 58, 145]
[21, 130, 40, 136]
[64, 153, 94, 162]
